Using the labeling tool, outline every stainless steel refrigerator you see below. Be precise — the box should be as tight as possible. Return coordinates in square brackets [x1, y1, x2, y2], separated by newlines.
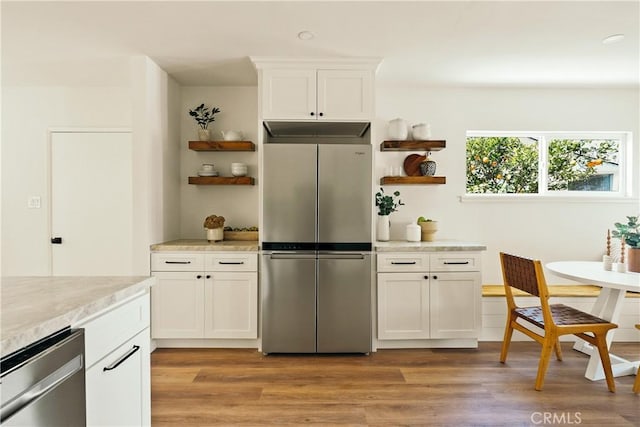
[261, 140, 372, 354]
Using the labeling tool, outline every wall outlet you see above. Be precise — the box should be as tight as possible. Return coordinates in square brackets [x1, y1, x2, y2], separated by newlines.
[28, 196, 41, 209]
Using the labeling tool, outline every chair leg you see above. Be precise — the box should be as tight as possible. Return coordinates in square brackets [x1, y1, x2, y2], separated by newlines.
[535, 334, 556, 391]
[593, 333, 616, 393]
[554, 338, 563, 361]
[633, 367, 640, 394]
[500, 315, 515, 363]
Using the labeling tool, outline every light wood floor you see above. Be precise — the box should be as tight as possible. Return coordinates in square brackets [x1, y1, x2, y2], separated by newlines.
[151, 342, 640, 426]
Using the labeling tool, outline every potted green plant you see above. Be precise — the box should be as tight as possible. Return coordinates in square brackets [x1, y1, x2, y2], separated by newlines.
[417, 216, 438, 242]
[204, 214, 225, 242]
[375, 188, 404, 241]
[189, 104, 221, 141]
[612, 215, 640, 272]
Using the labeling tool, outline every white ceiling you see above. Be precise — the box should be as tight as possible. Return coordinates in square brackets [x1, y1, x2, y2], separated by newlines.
[2, 1, 639, 88]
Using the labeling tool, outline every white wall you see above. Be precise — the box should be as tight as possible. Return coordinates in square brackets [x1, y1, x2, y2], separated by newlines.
[179, 87, 259, 238]
[375, 86, 640, 283]
[1, 56, 181, 276]
[1, 86, 132, 275]
[131, 57, 181, 274]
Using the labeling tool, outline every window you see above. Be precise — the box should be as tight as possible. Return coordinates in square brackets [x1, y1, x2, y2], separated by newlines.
[465, 132, 630, 197]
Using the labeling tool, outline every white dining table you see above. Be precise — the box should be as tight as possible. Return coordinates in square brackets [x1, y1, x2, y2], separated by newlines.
[545, 261, 640, 382]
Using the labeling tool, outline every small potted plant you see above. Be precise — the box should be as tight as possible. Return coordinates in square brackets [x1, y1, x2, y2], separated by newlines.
[375, 188, 404, 241]
[204, 214, 225, 242]
[417, 216, 438, 242]
[612, 215, 639, 272]
[189, 103, 221, 141]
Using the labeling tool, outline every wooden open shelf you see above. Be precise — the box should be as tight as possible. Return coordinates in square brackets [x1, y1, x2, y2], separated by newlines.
[380, 140, 446, 151]
[188, 176, 255, 185]
[188, 141, 255, 151]
[380, 176, 446, 185]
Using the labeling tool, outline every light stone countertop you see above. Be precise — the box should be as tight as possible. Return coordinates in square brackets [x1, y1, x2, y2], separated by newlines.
[151, 239, 259, 251]
[375, 240, 487, 252]
[1, 276, 154, 357]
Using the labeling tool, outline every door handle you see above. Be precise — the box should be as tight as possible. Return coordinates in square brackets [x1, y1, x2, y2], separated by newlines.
[51, 237, 63, 244]
[103, 345, 140, 372]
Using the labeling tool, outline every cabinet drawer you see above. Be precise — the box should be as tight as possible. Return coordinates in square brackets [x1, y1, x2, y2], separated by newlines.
[430, 253, 481, 272]
[205, 253, 257, 272]
[377, 253, 430, 272]
[151, 253, 205, 271]
[78, 292, 150, 369]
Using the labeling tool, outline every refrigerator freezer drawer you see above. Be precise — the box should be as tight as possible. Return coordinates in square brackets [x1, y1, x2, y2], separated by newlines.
[317, 254, 372, 353]
[261, 254, 316, 353]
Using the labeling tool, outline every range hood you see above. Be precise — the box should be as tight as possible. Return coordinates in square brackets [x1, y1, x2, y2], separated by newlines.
[263, 121, 370, 138]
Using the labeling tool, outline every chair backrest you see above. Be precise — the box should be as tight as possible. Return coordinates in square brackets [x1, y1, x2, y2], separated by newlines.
[500, 252, 552, 317]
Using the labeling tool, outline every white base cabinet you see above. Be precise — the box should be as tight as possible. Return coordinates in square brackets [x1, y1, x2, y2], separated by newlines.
[151, 252, 258, 340]
[76, 291, 151, 427]
[377, 252, 481, 347]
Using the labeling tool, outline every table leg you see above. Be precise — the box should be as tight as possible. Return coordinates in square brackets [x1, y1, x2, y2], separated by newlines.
[571, 288, 636, 381]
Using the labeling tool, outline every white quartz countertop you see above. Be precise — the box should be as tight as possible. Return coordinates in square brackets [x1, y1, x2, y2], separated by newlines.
[375, 240, 486, 252]
[151, 239, 259, 251]
[1, 276, 154, 357]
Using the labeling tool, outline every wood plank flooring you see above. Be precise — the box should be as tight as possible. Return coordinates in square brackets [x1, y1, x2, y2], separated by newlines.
[151, 342, 640, 426]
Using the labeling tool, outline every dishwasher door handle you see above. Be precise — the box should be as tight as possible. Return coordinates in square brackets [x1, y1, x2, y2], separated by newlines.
[1, 355, 83, 422]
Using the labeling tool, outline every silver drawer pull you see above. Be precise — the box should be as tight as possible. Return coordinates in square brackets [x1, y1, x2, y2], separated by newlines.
[218, 261, 244, 265]
[444, 261, 470, 265]
[165, 261, 191, 264]
[391, 261, 417, 265]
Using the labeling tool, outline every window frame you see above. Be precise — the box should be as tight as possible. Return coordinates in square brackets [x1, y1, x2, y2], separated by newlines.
[464, 130, 633, 200]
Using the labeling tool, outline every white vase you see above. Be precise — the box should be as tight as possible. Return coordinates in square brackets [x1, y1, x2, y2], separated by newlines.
[198, 128, 210, 141]
[377, 215, 390, 241]
[206, 227, 223, 242]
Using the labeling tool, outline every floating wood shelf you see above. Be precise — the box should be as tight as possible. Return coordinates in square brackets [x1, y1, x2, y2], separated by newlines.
[380, 176, 446, 185]
[188, 176, 255, 185]
[188, 141, 255, 151]
[380, 140, 446, 151]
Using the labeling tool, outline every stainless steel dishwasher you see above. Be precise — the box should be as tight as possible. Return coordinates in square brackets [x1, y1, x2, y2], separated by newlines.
[1, 327, 86, 426]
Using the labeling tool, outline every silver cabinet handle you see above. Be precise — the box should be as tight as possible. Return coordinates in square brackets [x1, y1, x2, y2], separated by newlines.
[103, 345, 140, 372]
[391, 261, 417, 265]
[165, 261, 191, 264]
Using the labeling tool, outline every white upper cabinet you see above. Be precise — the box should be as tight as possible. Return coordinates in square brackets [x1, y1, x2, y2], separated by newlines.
[252, 57, 380, 121]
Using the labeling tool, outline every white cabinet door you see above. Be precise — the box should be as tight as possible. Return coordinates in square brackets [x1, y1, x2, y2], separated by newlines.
[204, 272, 258, 338]
[317, 70, 372, 121]
[86, 328, 150, 427]
[430, 272, 481, 339]
[377, 273, 430, 340]
[262, 69, 317, 120]
[151, 272, 205, 338]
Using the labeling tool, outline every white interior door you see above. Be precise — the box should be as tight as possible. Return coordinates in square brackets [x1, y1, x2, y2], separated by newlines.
[51, 131, 132, 275]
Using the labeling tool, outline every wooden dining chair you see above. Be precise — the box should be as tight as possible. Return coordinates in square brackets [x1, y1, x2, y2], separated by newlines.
[634, 324, 640, 393]
[499, 252, 618, 392]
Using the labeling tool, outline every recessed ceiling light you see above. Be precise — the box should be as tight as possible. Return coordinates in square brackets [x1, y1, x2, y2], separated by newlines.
[602, 34, 625, 44]
[297, 31, 315, 41]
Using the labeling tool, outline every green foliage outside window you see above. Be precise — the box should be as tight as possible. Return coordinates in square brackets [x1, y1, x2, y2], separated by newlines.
[466, 136, 619, 194]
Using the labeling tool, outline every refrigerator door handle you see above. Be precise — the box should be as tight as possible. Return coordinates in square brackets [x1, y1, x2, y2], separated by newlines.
[269, 253, 317, 259]
[317, 253, 365, 260]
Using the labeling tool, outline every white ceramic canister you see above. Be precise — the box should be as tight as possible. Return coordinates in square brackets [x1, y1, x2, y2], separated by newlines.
[406, 223, 421, 242]
[387, 118, 408, 140]
[412, 123, 431, 140]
